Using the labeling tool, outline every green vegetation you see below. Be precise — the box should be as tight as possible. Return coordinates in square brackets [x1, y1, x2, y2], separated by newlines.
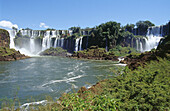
[109, 46, 139, 57]
[136, 20, 155, 35]
[0, 47, 18, 56]
[72, 46, 118, 61]
[124, 24, 135, 32]
[40, 47, 67, 56]
[87, 20, 153, 50]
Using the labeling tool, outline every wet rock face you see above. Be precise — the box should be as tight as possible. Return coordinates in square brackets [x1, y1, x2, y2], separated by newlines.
[0, 29, 10, 47]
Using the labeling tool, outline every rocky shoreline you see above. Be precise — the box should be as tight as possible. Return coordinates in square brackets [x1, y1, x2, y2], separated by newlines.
[70, 46, 119, 61]
[0, 47, 30, 61]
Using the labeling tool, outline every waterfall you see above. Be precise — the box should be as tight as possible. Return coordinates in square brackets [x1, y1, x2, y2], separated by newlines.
[79, 37, 83, 50]
[8, 30, 17, 49]
[75, 38, 80, 52]
[136, 39, 139, 51]
[139, 41, 143, 52]
[144, 26, 163, 51]
[68, 30, 73, 36]
[52, 30, 56, 37]
[61, 38, 64, 48]
[8, 28, 87, 54]
[42, 31, 51, 51]
[54, 38, 58, 48]
[30, 38, 35, 53]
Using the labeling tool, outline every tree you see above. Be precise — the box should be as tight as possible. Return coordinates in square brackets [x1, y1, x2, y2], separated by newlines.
[124, 24, 135, 32]
[136, 20, 155, 35]
[69, 27, 81, 34]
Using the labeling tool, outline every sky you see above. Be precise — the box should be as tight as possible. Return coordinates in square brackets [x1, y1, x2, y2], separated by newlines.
[0, 0, 170, 30]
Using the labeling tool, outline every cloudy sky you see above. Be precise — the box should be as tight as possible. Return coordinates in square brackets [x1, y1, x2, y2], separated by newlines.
[0, 0, 170, 30]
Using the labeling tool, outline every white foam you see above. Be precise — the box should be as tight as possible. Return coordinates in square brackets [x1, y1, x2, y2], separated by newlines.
[20, 100, 47, 111]
[42, 75, 84, 87]
[114, 64, 127, 66]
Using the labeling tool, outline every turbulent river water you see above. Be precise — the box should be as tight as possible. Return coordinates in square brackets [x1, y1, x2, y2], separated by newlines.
[0, 57, 124, 105]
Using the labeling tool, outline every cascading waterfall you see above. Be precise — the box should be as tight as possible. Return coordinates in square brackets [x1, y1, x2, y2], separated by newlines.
[61, 38, 64, 48]
[144, 26, 163, 51]
[8, 25, 164, 56]
[8, 30, 17, 49]
[42, 31, 51, 51]
[136, 39, 139, 51]
[79, 37, 83, 51]
[134, 26, 164, 52]
[75, 38, 80, 52]
[139, 41, 143, 52]
[54, 37, 58, 48]
[30, 38, 35, 53]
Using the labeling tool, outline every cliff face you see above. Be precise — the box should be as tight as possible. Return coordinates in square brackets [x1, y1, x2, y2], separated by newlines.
[0, 28, 29, 61]
[0, 29, 10, 47]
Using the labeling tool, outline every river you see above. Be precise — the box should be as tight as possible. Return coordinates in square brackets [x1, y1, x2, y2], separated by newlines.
[0, 56, 124, 105]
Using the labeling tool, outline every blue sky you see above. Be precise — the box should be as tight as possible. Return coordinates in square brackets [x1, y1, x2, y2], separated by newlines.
[0, 0, 170, 30]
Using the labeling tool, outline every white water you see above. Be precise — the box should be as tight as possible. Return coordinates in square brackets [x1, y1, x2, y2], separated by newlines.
[135, 26, 163, 52]
[74, 37, 83, 52]
[75, 38, 80, 52]
[8, 30, 16, 49]
[20, 100, 47, 111]
[144, 26, 163, 51]
[42, 31, 51, 51]
[30, 39, 35, 53]
[79, 37, 83, 50]
[54, 37, 58, 48]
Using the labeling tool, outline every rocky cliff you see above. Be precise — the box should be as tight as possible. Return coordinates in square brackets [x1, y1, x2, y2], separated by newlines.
[0, 29, 10, 47]
[0, 28, 29, 61]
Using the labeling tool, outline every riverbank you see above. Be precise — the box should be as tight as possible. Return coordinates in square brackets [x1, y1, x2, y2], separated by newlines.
[11, 58, 168, 111]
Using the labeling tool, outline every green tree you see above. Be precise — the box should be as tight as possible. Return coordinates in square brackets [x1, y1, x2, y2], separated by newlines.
[124, 24, 135, 32]
[136, 20, 155, 35]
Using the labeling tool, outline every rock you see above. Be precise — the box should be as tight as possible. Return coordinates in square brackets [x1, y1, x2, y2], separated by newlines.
[70, 46, 118, 61]
[0, 47, 30, 61]
[40, 47, 67, 56]
[0, 29, 29, 61]
[0, 29, 10, 47]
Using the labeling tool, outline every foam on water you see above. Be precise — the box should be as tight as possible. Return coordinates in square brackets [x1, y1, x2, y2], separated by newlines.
[20, 100, 47, 111]
[42, 75, 85, 87]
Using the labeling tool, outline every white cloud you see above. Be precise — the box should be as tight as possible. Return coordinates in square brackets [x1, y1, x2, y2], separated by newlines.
[39, 22, 49, 28]
[0, 20, 18, 29]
